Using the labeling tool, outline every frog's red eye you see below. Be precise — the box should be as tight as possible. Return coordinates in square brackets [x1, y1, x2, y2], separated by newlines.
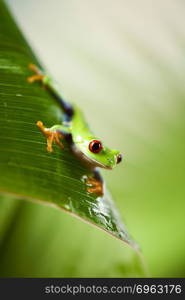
[89, 140, 103, 153]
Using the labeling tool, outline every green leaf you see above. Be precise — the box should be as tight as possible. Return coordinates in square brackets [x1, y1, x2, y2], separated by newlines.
[0, 0, 139, 259]
[5, 0, 185, 278]
[0, 194, 146, 277]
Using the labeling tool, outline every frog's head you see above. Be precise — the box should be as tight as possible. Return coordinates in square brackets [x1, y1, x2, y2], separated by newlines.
[75, 137, 122, 169]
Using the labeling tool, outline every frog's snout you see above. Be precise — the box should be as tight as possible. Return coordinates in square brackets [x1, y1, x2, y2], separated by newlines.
[116, 153, 122, 164]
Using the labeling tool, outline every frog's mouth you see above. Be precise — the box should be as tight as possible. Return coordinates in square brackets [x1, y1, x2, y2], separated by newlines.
[71, 145, 113, 169]
[80, 152, 113, 170]
[92, 159, 113, 170]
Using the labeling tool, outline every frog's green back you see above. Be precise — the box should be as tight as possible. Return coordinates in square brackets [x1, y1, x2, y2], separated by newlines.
[71, 105, 95, 141]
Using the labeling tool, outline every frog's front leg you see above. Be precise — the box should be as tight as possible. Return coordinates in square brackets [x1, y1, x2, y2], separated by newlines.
[37, 121, 64, 152]
[86, 169, 104, 196]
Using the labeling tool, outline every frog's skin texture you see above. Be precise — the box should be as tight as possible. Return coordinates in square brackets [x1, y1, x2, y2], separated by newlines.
[28, 64, 122, 195]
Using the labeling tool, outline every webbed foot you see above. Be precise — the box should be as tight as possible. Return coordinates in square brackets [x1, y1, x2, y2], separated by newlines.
[86, 176, 104, 196]
[27, 63, 44, 83]
[37, 121, 64, 152]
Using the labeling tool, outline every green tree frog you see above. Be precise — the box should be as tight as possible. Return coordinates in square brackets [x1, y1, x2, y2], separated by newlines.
[28, 64, 122, 195]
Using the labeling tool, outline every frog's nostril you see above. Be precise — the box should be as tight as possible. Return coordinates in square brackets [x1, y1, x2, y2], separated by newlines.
[116, 153, 122, 164]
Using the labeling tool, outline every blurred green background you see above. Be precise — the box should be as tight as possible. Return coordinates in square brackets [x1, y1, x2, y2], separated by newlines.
[1, 0, 185, 277]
